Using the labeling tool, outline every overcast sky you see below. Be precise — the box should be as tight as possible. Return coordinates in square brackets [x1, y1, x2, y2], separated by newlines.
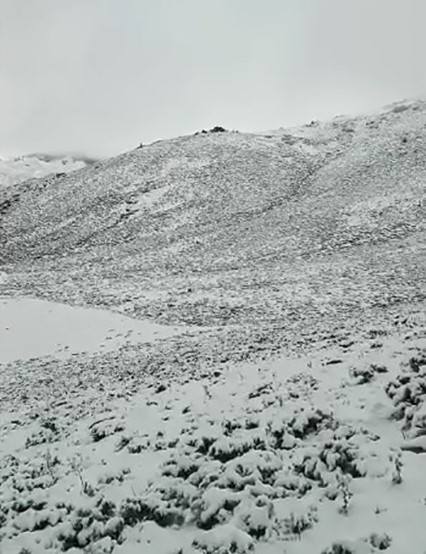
[1, 0, 426, 158]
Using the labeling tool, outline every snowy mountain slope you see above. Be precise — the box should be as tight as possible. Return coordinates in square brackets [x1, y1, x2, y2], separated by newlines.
[1, 99, 426, 553]
[1, 100, 425, 357]
[0, 153, 96, 189]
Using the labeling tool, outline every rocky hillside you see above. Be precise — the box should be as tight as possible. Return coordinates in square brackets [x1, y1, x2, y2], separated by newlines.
[1, 100, 425, 356]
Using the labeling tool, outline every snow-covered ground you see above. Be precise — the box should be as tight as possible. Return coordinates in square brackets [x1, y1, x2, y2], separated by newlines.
[1, 101, 425, 553]
[0, 154, 92, 189]
[1, 298, 426, 553]
[0, 297, 192, 364]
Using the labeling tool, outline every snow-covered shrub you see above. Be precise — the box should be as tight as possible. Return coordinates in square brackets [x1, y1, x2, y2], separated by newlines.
[85, 536, 114, 553]
[97, 467, 130, 485]
[282, 506, 317, 536]
[0, 510, 6, 528]
[25, 416, 63, 447]
[162, 455, 204, 479]
[122, 446, 288, 534]
[190, 431, 222, 455]
[337, 474, 353, 514]
[321, 533, 391, 553]
[192, 524, 254, 553]
[222, 418, 243, 436]
[248, 382, 273, 399]
[370, 341, 383, 349]
[25, 426, 60, 447]
[385, 350, 426, 433]
[209, 434, 267, 462]
[273, 471, 312, 497]
[265, 407, 336, 450]
[286, 372, 319, 391]
[192, 487, 243, 529]
[349, 366, 375, 385]
[119, 497, 147, 526]
[367, 329, 389, 339]
[385, 375, 426, 410]
[408, 352, 426, 373]
[369, 364, 388, 374]
[293, 435, 365, 486]
[321, 543, 356, 554]
[406, 403, 426, 438]
[55, 498, 124, 551]
[114, 435, 130, 452]
[126, 435, 150, 453]
[233, 495, 275, 539]
[288, 407, 336, 439]
[369, 532, 392, 550]
[8, 506, 64, 533]
[187, 460, 223, 489]
[390, 452, 403, 484]
[70, 456, 96, 497]
[119, 486, 186, 528]
[8, 492, 47, 514]
[266, 417, 299, 450]
[2, 456, 60, 492]
[321, 539, 375, 554]
[243, 416, 260, 430]
[90, 419, 125, 442]
[271, 497, 318, 540]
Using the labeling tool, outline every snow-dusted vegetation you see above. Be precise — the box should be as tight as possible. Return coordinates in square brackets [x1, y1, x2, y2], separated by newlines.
[1, 320, 426, 553]
[1, 101, 426, 553]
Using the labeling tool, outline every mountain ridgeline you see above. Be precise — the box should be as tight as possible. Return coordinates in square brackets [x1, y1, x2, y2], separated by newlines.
[0, 153, 98, 189]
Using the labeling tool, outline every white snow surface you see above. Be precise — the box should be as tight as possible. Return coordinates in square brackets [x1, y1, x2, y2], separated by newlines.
[0, 297, 186, 363]
[1, 298, 426, 553]
[0, 155, 88, 188]
[1, 101, 426, 553]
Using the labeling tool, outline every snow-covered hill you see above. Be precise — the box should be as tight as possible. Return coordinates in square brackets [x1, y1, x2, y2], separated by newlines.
[1, 99, 425, 354]
[0, 100, 426, 553]
[0, 153, 97, 189]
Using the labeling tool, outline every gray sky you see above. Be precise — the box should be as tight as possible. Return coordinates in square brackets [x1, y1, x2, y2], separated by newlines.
[1, 0, 426, 158]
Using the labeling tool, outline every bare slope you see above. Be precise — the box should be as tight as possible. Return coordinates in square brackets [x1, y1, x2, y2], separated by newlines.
[1, 100, 425, 353]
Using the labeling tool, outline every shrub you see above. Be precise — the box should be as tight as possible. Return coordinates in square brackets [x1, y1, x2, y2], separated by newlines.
[321, 543, 354, 554]
[349, 366, 375, 385]
[369, 532, 392, 550]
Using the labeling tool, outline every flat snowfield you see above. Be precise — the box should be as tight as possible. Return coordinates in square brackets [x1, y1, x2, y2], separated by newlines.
[1, 298, 426, 553]
[0, 297, 184, 363]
